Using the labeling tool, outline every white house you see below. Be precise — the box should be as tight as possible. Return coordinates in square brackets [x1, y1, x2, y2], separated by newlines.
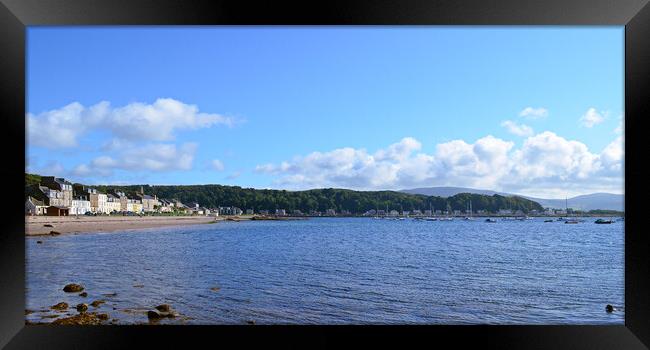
[105, 194, 122, 213]
[71, 197, 92, 215]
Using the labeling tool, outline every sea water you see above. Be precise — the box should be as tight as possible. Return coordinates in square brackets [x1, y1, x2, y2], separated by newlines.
[25, 217, 624, 324]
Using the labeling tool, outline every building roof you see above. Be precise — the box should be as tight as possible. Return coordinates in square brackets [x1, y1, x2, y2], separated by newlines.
[27, 196, 45, 206]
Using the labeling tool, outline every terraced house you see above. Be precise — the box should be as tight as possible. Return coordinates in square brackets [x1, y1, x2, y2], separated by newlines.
[74, 185, 109, 214]
[137, 190, 159, 212]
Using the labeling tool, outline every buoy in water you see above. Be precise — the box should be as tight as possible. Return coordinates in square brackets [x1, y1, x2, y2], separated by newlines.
[606, 304, 614, 313]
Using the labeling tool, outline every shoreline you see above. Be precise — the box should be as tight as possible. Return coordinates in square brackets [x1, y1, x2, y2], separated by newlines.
[25, 214, 621, 236]
[25, 214, 307, 236]
[26, 215, 218, 236]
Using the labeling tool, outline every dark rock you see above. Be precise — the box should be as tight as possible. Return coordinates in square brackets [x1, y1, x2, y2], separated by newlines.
[51, 302, 69, 311]
[606, 304, 614, 313]
[25, 309, 35, 315]
[148, 305, 177, 319]
[79, 292, 88, 297]
[210, 287, 221, 292]
[76, 303, 88, 313]
[63, 283, 84, 292]
[147, 310, 162, 319]
[97, 313, 109, 320]
[52, 312, 104, 325]
[44, 224, 53, 227]
[50, 231, 61, 235]
[155, 304, 171, 312]
[247, 320, 256, 325]
[90, 300, 105, 307]
[41, 314, 60, 319]
[36, 241, 43, 244]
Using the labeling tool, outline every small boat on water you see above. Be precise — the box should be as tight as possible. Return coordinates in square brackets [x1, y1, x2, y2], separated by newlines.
[485, 218, 497, 223]
[544, 219, 554, 223]
[424, 217, 438, 221]
[595, 219, 614, 224]
[564, 219, 580, 224]
[464, 200, 474, 220]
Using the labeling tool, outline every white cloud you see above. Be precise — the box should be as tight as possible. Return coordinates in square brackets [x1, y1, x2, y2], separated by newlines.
[580, 107, 606, 128]
[600, 136, 624, 173]
[519, 107, 548, 119]
[501, 120, 534, 137]
[27, 98, 236, 149]
[255, 133, 623, 196]
[72, 143, 198, 177]
[211, 159, 225, 172]
[27, 102, 88, 149]
[510, 131, 601, 181]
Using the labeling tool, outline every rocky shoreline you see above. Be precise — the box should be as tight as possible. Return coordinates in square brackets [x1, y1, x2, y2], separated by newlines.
[25, 283, 191, 326]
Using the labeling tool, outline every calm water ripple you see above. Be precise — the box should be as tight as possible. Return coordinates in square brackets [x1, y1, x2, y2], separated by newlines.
[26, 217, 624, 324]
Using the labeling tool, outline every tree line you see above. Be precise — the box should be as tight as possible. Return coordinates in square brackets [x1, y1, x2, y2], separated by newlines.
[26, 173, 544, 214]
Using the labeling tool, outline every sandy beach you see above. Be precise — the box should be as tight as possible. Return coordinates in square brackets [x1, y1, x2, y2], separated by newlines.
[25, 215, 218, 236]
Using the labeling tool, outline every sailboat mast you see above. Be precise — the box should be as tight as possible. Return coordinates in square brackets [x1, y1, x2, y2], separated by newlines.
[566, 196, 569, 217]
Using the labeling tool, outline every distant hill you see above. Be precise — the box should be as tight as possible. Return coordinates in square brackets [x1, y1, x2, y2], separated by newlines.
[528, 193, 624, 211]
[401, 187, 624, 211]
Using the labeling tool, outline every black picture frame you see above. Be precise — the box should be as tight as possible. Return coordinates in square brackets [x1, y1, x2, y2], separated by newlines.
[1, 0, 648, 348]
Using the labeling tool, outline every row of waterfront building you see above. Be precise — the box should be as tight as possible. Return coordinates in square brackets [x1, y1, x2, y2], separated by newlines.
[23, 177, 338, 217]
[24, 176, 243, 217]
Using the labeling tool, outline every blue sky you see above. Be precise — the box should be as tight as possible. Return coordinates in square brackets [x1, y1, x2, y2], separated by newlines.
[26, 27, 624, 198]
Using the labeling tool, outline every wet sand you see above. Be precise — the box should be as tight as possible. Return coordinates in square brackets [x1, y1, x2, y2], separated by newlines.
[26, 215, 218, 236]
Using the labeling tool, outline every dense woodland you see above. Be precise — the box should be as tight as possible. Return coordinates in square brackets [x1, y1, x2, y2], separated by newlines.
[26, 173, 545, 214]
